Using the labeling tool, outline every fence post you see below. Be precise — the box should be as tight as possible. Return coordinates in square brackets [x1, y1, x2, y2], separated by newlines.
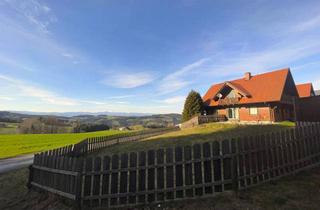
[27, 164, 34, 189]
[231, 138, 239, 191]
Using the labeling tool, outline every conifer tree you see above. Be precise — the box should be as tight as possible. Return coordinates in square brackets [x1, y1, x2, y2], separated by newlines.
[182, 90, 204, 122]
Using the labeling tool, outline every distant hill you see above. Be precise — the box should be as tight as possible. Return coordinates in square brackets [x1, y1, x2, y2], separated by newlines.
[8, 110, 155, 117]
[71, 113, 181, 128]
[0, 111, 181, 128]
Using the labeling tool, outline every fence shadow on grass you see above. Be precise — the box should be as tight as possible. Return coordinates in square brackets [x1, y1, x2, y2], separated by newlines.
[28, 122, 320, 209]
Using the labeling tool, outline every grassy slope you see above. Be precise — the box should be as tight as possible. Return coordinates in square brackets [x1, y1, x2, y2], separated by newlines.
[1, 166, 320, 210]
[94, 122, 295, 156]
[0, 130, 129, 159]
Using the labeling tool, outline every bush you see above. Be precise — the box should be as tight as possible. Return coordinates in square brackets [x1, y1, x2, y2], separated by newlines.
[73, 124, 110, 133]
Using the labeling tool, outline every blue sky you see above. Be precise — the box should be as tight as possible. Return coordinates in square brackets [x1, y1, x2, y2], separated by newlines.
[0, 0, 320, 114]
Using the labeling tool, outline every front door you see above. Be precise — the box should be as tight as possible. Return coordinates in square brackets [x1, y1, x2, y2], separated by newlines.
[228, 108, 239, 120]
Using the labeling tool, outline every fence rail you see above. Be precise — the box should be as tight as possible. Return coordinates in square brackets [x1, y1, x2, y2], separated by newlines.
[28, 127, 178, 202]
[28, 122, 320, 209]
[181, 114, 226, 129]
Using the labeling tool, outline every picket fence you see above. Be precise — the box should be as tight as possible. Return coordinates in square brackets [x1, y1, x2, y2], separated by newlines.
[28, 122, 320, 209]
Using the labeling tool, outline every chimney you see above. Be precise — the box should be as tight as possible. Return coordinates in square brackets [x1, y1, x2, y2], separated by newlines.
[244, 72, 252, 80]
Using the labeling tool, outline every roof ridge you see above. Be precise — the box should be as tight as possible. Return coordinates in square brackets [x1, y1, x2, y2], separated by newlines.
[296, 83, 312, 86]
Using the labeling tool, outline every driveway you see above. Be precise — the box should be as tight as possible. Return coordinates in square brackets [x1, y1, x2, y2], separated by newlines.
[0, 154, 34, 174]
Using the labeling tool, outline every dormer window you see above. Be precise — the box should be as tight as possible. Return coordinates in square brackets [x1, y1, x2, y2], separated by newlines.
[213, 81, 251, 102]
[226, 90, 237, 99]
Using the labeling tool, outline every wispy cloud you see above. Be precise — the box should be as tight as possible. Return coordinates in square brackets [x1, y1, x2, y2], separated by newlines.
[107, 95, 137, 99]
[0, 53, 35, 72]
[0, 74, 78, 106]
[0, 96, 14, 101]
[4, 0, 57, 34]
[102, 72, 156, 88]
[314, 80, 320, 90]
[294, 15, 320, 32]
[158, 58, 209, 94]
[61, 53, 74, 59]
[161, 96, 185, 104]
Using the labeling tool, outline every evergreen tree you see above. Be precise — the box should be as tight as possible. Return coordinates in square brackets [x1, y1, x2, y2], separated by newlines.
[182, 90, 204, 122]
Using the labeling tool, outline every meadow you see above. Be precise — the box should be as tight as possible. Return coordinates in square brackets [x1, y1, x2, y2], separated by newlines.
[0, 122, 19, 134]
[93, 122, 295, 156]
[0, 130, 129, 159]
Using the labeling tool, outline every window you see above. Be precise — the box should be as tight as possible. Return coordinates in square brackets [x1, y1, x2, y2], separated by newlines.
[226, 90, 237, 99]
[228, 108, 239, 119]
[249, 107, 258, 115]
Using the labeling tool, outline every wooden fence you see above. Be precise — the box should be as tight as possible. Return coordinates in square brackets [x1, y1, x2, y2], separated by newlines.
[28, 122, 320, 209]
[28, 127, 178, 200]
[72, 127, 180, 156]
[180, 114, 226, 129]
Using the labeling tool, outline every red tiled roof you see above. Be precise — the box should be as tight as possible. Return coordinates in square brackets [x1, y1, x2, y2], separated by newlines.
[203, 68, 293, 106]
[296, 83, 314, 98]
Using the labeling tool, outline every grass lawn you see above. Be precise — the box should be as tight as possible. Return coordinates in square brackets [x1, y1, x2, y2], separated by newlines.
[1, 166, 320, 210]
[94, 122, 295, 156]
[0, 130, 130, 159]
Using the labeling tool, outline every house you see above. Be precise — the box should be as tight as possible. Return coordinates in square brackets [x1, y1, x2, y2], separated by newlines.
[296, 83, 315, 98]
[203, 68, 303, 122]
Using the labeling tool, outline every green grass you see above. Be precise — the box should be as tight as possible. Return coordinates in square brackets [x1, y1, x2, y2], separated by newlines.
[0, 130, 130, 159]
[0, 123, 19, 134]
[94, 122, 295, 156]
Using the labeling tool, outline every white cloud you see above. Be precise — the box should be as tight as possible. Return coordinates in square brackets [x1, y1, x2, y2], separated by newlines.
[102, 72, 156, 88]
[294, 15, 320, 32]
[61, 53, 74, 58]
[162, 96, 185, 104]
[4, 0, 57, 34]
[0, 53, 35, 72]
[314, 80, 320, 90]
[0, 96, 14, 101]
[108, 94, 137, 99]
[158, 58, 209, 94]
[0, 74, 78, 106]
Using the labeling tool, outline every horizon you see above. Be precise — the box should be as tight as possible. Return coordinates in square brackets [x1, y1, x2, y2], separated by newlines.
[2, 110, 181, 116]
[1, 0, 320, 114]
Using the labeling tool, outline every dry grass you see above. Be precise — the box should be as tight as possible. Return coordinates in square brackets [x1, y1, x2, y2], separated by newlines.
[93, 122, 294, 156]
[1, 166, 320, 210]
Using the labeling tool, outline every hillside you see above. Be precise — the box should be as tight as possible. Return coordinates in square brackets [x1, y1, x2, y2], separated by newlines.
[0, 130, 130, 159]
[0, 111, 181, 134]
[92, 122, 295, 156]
[71, 113, 181, 128]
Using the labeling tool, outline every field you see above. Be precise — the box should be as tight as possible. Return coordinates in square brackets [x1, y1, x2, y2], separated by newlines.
[0, 130, 130, 159]
[1, 166, 320, 210]
[0, 122, 19, 134]
[93, 122, 295, 156]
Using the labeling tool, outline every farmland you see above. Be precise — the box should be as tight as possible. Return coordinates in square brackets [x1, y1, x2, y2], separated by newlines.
[0, 130, 130, 159]
[0, 123, 19, 134]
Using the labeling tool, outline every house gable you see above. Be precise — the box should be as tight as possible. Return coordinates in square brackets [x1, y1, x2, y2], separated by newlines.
[203, 68, 291, 107]
[213, 82, 251, 101]
[296, 83, 315, 98]
[280, 70, 299, 102]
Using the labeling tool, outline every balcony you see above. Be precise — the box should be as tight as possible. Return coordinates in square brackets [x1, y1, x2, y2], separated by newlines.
[217, 97, 240, 106]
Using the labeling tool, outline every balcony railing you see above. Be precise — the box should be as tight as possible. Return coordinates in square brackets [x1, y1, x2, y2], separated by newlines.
[217, 97, 239, 106]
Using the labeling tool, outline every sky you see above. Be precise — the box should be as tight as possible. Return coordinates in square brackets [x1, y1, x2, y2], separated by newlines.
[0, 0, 320, 114]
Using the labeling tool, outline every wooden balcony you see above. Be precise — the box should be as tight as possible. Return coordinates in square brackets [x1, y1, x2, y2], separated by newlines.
[217, 97, 240, 106]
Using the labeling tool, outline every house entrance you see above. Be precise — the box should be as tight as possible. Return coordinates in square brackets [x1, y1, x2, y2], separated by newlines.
[228, 108, 239, 120]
